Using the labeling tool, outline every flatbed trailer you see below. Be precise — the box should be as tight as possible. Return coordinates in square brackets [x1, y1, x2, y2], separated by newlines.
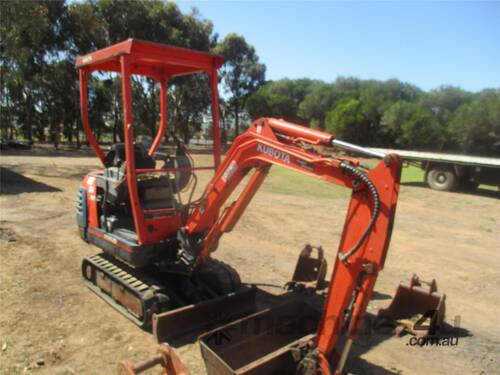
[366, 148, 500, 191]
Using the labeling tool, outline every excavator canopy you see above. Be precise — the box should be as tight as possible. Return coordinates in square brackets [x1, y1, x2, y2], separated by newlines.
[76, 39, 224, 245]
[75, 38, 224, 79]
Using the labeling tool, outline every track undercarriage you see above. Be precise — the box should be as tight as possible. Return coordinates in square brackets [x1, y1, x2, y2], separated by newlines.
[82, 253, 242, 327]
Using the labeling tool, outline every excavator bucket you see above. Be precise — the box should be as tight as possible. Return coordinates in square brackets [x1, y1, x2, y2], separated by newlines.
[199, 299, 321, 375]
[285, 244, 327, 291]
[153, 287, 258, 344]
[377, 274, 446, 337]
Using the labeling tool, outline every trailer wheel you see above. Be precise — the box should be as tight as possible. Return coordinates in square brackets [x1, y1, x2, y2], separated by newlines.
[426, 166, 458, 191]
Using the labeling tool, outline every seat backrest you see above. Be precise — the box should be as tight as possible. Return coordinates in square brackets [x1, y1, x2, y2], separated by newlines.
[103, 143, 156, 169]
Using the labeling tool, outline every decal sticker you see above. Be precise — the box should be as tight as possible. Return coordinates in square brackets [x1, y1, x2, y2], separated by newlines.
[257, 143, 291, 164]
[222, 160, 238, 183]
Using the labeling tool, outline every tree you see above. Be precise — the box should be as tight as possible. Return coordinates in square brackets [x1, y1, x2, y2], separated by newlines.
[449, 89, 500, 155]
[380, 101, 445, 150]
[332, 76, 363, 100]
[325, 98, 370, 144]
[1, 0, 220, 145]
[215, 33, 265, 136]
[169, 75, 211, 143]
[421, 85, 473, 124]
[358, 79, 424, 144]
[246, 79, 316, 123]
[298, 82, 336, 129]
[0, 0, 66, 142]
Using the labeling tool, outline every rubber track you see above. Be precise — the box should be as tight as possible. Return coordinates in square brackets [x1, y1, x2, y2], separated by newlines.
[197, 259, 241, 294]
[82, 253, 165, 327]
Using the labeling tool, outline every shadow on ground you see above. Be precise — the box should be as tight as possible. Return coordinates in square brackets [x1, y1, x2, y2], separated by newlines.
[347, 313, 472, 374]
[371, 291, 392, 301]
[1, 146, 96, 158]
[0, 167, 62, 195]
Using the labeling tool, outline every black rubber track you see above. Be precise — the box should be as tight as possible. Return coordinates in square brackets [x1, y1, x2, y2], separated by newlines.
[195, 258, 241, 295]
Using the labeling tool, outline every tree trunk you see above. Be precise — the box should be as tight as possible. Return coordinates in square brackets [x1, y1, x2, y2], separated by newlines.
[221, 115, 227, 149]
[9, 122, 14, 140]
[53, 122, 60, 149]
[25, 89, 33, 143]
[6, 95, 14, 140]
[76, 121, 81, 149]
[37, 123, 45, 142]
[113, 115, 118, 143]
[234, 103, 240, 137]
[67, 121, 73, 143]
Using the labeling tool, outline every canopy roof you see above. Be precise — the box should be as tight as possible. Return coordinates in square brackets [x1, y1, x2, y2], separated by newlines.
[75, 39, 224, 79]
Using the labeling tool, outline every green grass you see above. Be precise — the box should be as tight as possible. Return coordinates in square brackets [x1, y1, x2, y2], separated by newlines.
[261, 165, 348, 198]
[262, 164, 425, 198]
[399, 164, 497, 191]
[258, 163, 497, 198]
[400, 164, 424, 184]
[480, 184, 498, 191]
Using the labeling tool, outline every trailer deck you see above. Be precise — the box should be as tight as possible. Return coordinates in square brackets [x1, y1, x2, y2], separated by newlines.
[363, 148, 500, 191]
[367, 148, 500, 168]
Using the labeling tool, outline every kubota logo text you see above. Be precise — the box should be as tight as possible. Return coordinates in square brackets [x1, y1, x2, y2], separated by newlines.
[257, 144, 291, 164]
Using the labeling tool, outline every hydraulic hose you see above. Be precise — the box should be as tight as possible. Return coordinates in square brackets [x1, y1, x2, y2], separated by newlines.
[338, 162, 381, 265]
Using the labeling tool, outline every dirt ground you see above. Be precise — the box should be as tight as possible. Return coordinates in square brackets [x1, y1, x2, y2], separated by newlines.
[1, 147, 499, 375]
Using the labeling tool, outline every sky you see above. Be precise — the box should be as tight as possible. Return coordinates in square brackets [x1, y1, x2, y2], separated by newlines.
[177, 1, 500, 92]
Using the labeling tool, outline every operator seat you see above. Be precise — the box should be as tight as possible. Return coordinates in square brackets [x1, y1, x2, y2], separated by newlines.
[98, 143, 177, 210]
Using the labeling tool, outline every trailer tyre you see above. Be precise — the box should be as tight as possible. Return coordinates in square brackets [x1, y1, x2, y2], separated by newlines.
[426, 166, 458, 191]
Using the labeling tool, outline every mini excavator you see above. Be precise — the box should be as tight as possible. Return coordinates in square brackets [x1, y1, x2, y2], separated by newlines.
[76, 39, 402, 374]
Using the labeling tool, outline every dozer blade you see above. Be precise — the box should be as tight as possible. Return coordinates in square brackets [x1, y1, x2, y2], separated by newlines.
[153, 287, 257, 344]
[376, 274, 446, 337]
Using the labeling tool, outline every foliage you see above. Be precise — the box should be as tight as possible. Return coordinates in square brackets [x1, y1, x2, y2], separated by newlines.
[325, 99, 370, 144]
[0, 0, 497, 156]
[380, 101, 445, 149]
[449, 89, 500, 154]
[298, 82, 336, 129]
[0, 0, 262, 147]
[246, 79, 317, 123]
[214, 33, 265, 136]
[247, 76, 499, 156]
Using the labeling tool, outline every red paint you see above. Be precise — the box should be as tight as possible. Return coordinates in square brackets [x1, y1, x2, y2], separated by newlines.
[77, 39, 224, 245]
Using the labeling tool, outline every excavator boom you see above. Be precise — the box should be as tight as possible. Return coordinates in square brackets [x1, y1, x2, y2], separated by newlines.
[180, 117, 402, 371]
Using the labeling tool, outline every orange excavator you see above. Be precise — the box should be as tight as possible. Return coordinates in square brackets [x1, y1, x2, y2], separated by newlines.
[76, 39, 402, 374]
